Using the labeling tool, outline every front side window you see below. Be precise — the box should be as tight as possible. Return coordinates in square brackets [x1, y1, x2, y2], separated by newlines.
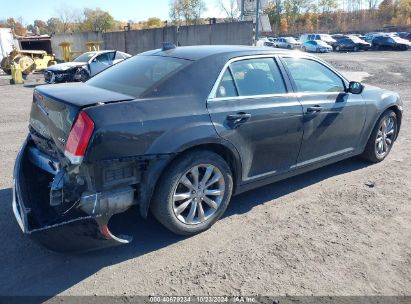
[283, 58, 345, 93]
[228, 58, 286, 96]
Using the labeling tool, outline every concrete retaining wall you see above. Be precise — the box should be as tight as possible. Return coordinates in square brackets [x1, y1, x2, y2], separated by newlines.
[51, 31, 103, 61]
[51, 22, 253, 60]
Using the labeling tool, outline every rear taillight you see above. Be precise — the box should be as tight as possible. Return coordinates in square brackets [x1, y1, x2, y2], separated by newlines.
[64, 111, 94, 164]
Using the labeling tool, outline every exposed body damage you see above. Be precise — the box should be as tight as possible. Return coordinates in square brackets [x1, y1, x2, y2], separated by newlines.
[14, 133, 173, 252]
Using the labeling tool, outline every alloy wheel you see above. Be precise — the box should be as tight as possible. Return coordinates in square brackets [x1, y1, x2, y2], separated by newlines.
[375, 116, 396, 158]
[172, 164, 225, 225]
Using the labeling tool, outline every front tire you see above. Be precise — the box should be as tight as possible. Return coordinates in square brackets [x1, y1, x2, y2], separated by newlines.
[361, 110, 398, 163]
[151, 150, 233, 235]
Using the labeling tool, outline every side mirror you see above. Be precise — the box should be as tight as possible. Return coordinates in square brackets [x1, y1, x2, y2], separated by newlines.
[347, 81, 364, 94]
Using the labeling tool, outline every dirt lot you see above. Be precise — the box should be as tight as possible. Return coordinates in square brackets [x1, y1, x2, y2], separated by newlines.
[0, 51, 410, 297]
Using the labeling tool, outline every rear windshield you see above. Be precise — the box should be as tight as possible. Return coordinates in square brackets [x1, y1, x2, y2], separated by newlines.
[87, 55, 189, 98]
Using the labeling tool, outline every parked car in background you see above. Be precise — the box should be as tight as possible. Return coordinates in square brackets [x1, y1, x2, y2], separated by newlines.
[14, 45, 402, 252]
[256, 37, 276, 47]
[401, 33, 411, 42]
[300, 33, 337, 47]
[267, 37, 278, 46]
[331, 34, 348, 41]
[334, 36, 371, 51]
[44, 50, 131, 84]
[301, 40, 332, 52]
[364, 32, 384, 43]
[372, 35, 411, 50]
[276, 37, 301, 49]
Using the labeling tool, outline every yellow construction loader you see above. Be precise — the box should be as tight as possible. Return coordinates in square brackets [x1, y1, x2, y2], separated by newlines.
[0, 49, 56, 75]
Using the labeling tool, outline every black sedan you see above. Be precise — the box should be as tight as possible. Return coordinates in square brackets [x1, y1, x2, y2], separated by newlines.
[13, 45, 403, 252]
[372, 36, 411, 50]
[334, 37, 371, 51]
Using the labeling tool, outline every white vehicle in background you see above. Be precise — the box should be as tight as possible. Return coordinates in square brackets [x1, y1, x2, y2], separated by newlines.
[276, 37, 301, 49]
[0, 28, 17, 69]
[301, 40, 333, 53]
[256, 37, 275, 47]
[44, 50, 131, 84]
[300, 33, 337, 47]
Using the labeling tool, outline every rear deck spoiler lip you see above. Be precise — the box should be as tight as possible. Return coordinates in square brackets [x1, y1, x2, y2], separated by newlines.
[12, 135, 132, 253]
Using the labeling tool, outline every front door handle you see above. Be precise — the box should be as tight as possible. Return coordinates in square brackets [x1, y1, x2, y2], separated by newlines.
[307, 106, 324, 113]
[226, 112, 251, 128]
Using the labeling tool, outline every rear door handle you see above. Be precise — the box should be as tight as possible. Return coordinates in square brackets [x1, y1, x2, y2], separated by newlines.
[306, 106, 324, 113]
[226, 112, 251, 128]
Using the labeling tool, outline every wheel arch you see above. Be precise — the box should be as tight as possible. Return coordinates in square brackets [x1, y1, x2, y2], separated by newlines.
[139, 140, 242, 218]
[386, 105, 402, 138]
[364, 104, 402, 149]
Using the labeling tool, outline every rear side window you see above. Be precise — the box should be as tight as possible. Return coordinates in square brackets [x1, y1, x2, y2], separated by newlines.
[216, 69, 237, 98]
[95, 52, 115, 63]
[115, 52, 128, 60]
[229, 58, 286, 96]
[283, 58, 345, 93]
[87, 56, 188, 98]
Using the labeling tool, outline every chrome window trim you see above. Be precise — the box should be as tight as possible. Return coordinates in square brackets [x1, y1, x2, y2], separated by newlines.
[210, 93, 293, 102]
[207, 54, 289, 101]
[207, 53, 348, 102]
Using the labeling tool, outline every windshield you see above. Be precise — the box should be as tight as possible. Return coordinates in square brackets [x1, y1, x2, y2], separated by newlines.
[350, 36, 363, 43]
[319, 34, 334, 41]
[87, 55, 189, 98]
[73, 52, 97, 62]
[317, 40, 329, 46]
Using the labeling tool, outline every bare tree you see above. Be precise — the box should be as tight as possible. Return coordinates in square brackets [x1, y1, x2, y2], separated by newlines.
[367, 0, 379, 9]
[169, 0, 207, 26]
[216, 0, 239, 21]
[56, 5, 77, 33]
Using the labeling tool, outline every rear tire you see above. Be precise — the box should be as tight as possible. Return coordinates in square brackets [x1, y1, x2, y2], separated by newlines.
[151, 150, 233, 236]
[361, 110, 398, 163]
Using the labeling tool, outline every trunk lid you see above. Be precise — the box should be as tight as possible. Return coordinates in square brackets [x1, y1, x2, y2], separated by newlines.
[30, 83, 134, 153]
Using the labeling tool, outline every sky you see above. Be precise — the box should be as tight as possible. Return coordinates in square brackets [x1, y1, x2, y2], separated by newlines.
[0, 0, 227, 25]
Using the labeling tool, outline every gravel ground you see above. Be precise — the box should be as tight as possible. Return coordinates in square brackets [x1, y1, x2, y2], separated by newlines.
[0, 51, 410, 297]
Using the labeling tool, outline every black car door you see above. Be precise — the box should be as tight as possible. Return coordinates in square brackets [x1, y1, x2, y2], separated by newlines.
[281, 56, 366, 167]
[207, 56, 304, 182]
[343, 38, 354, 50]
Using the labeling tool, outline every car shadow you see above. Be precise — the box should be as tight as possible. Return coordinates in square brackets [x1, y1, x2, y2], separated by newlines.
[0, 156, 370, 297]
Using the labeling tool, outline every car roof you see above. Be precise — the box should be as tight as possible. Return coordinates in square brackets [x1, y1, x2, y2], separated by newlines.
[139, 45, 299, 61]
[84, 50, 117, 55]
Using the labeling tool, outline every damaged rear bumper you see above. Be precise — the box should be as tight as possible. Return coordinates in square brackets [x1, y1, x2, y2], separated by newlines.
[12, 136, 133, 253]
